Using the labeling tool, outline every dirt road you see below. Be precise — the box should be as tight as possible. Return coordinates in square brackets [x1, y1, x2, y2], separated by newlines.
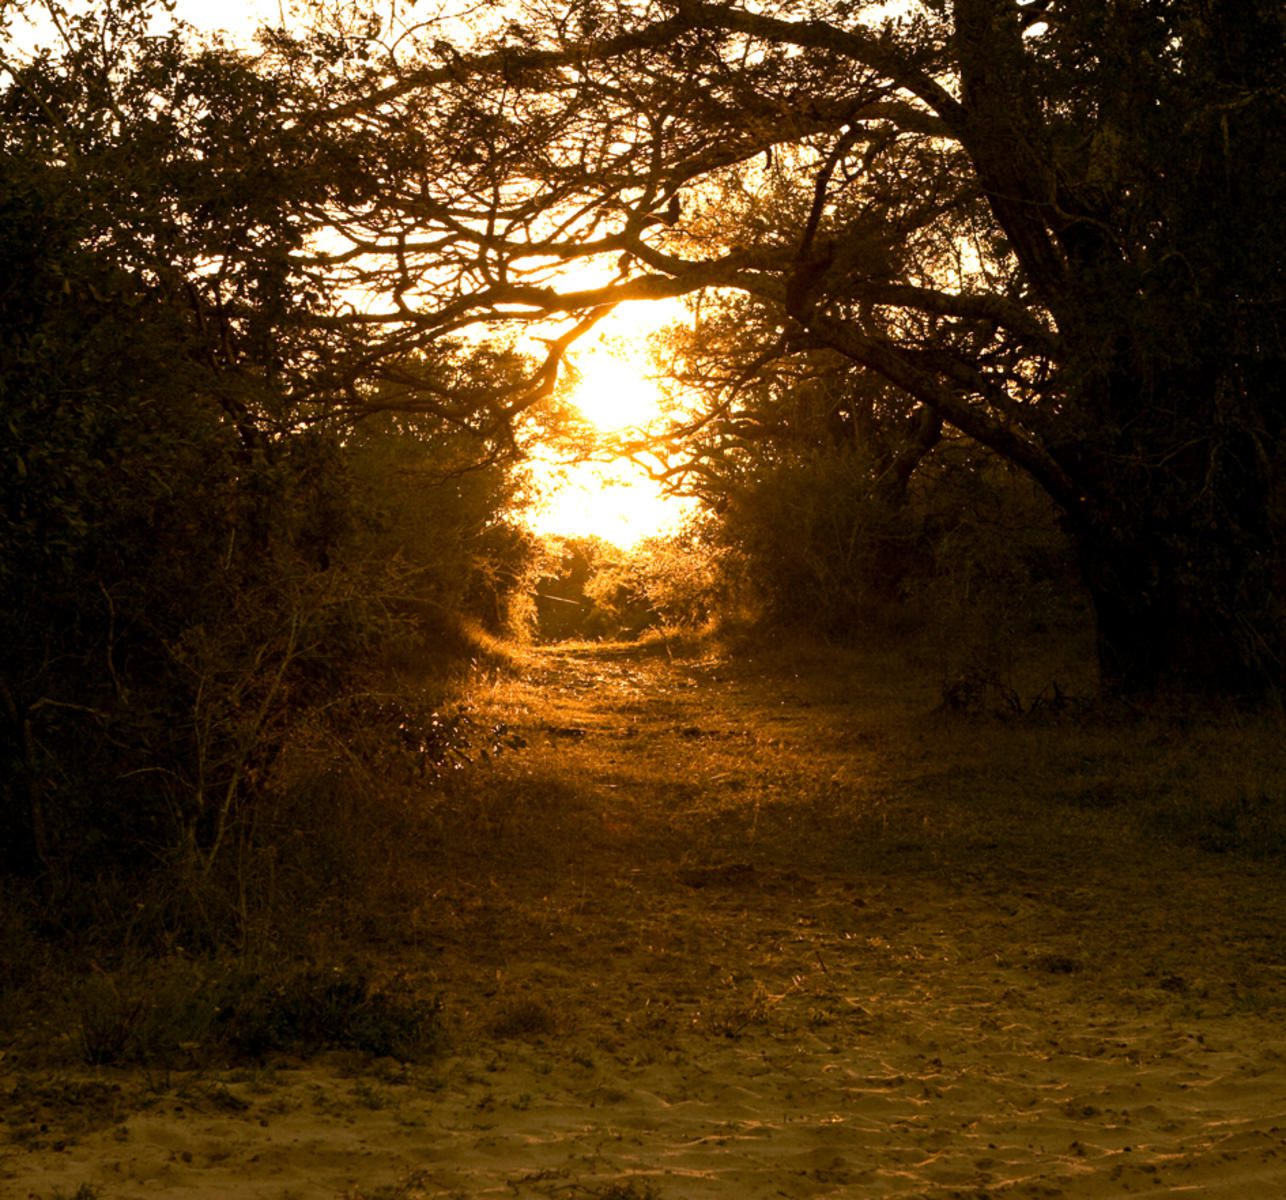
[7, 639, 1286, 1198]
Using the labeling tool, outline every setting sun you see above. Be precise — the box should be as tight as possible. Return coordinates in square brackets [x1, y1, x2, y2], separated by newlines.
[568, 349, 661, 434]
[523, 302, 695, 548]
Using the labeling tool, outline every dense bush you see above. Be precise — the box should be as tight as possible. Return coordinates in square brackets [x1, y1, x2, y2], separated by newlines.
[711, 447, 924, 634]
[527, 529, 727, 643]
[703, 436, 1088, 667]
[531, 538, 647, 641]
[344, 412, 536, 644]
[0, 12, 532, 944]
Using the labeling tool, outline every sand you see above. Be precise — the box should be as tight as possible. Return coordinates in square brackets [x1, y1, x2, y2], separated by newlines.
[5, 640, 1286, 1198]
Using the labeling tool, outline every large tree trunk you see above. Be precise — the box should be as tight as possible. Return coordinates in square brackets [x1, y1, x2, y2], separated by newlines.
[1074, 515, 1282, 699]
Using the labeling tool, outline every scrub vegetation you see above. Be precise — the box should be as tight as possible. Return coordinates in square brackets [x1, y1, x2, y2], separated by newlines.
[3, 2, 1286, 1195]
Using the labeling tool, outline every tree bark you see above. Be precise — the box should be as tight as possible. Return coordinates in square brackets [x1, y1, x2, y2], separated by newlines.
[1075, 513, 1282, 698]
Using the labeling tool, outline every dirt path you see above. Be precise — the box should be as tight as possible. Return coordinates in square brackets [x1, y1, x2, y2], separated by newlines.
[7, 639, 1286, 1198]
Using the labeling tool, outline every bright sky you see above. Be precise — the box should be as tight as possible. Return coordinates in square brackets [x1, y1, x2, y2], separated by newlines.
[523, 302, 696, 549]
[4, 1, 698, 549]
[175, 0, 288, 38]
[176, 3, 695, 548]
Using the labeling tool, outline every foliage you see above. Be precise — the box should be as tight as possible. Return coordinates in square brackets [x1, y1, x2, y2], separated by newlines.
[486, 997, 558, 1039]
[343, 410, 537, 639]
[695, 413, 1085, 665]
[528, 530, 726, 642]
[4, 0, 1283, 978]
[711, 445, 925, 633]
[531, 537, 652, 641]
[74, 958, 443, 1067]
[630, 525, 732, 632]
[215, 966, 442, 1061]
[292, 0, 1286, 696]
[906, 442, 1089, 678]
[0, 2, 531, 938]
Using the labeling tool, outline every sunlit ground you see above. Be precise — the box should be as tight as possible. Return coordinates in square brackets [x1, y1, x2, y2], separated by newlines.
[522, 302, 696, 549]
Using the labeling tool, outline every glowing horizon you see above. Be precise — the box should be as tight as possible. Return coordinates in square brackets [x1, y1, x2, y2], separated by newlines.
[519, 300, 696, 549]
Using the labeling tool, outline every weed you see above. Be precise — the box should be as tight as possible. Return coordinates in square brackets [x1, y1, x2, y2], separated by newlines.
[320, 694, 527, 783]
[487, 998, 558, 1039]
[7, 1077, 128, 1146]
[343, 1167, 437, 1198]
[1147, 782, 1286, 858]
[697, 983, 773, 1039]
[69, 959, 442, 1067]
[352, 1081, 390, 1110]
[75, 960, 214, 1068]
[188, 1082, 251, 1113]
[77, 973, 141, 1066]
[588, 1183, 665, 1200]
[216, 967, 443, 1061]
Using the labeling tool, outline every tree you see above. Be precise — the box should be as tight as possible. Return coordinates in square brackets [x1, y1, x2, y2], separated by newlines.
[0, 0, 534, 892]
[310, 0, 1285, 696]
[637, 290, 945, 625]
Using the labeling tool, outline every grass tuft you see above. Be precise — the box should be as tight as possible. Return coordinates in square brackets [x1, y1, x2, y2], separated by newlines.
[72, 960, 443, 1067]
[486, 998, 558, 1039]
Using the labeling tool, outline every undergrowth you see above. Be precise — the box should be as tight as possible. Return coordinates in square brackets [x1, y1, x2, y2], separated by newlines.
[5, 631, 1285, 1077]
[72, 959, 443, 1068]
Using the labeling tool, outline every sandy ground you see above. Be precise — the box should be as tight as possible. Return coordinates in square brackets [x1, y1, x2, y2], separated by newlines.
[6, 641, 1286, 1198]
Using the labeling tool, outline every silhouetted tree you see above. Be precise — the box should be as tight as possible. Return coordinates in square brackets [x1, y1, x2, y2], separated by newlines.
[0, 1, 533, 894]
[316, 0, 1285, 696]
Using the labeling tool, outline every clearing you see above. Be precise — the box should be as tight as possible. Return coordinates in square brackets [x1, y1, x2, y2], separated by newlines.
[6, 638, 1286, 1199]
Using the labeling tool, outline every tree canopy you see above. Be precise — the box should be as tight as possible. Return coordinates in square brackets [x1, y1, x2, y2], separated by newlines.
[5, 0, 1285, 708]
[0, 1, 537, 894]
[285, 0, 1284, 695]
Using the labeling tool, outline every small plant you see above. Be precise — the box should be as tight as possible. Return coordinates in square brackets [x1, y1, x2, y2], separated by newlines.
[352, 1081, 391, 1110]
[216, 967, 443, 1061]
[590, 1183, 664, 1200]
[1150, 786, 1286, 858]
[8, 1077, 128, 1148]
[486, 998, 557, 1039]
[696, 981, 774, 1040]
[71, 960, 442, 1067]
[937, 666, 1022, 718]
[77, 973, 143, 1067]
[316, 693, 527, 785]
[75, 962, 216, 1068]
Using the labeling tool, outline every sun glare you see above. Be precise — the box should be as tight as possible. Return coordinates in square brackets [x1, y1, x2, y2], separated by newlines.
[524, 454, 692, 549]
[523, 301, 695, 548]
[569, 350, 660, 433]
[145, 0, 696, 551]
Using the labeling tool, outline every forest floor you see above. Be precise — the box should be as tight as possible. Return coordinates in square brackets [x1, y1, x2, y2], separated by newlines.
[6, 635, 1286, 1199]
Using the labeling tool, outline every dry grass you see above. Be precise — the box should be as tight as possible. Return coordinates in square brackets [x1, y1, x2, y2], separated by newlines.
[6, 631, 1286, 1198]
[7, 631, 1285, 1064]
[400, 632, 1286, 1049]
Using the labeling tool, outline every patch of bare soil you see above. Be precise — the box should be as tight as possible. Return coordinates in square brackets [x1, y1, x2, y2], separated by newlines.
[7, 638, 1286, 1198]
